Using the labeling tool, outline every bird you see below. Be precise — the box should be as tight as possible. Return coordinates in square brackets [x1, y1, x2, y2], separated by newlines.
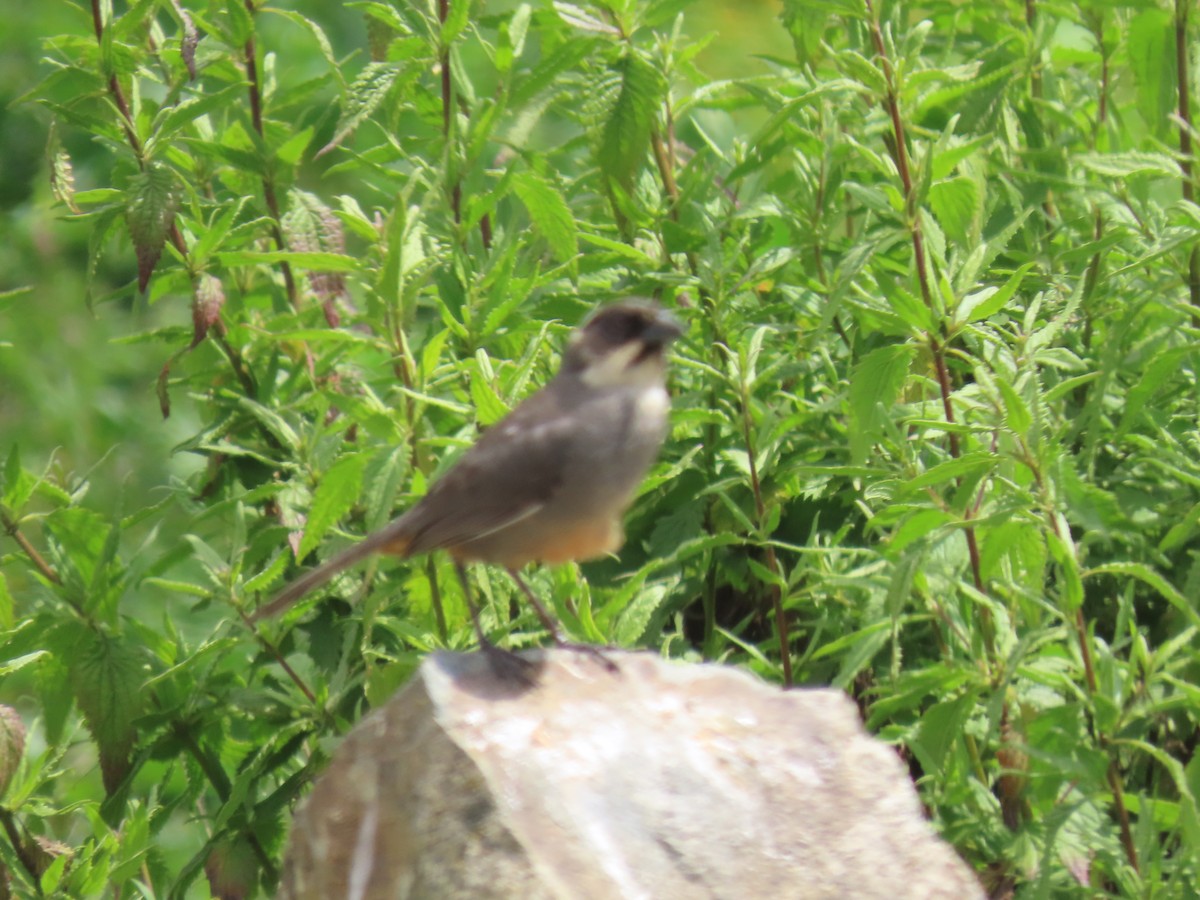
[253, 299, 683, 677]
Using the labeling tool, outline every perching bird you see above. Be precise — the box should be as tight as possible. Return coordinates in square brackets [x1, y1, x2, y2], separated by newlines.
[254, 300, 682, 676]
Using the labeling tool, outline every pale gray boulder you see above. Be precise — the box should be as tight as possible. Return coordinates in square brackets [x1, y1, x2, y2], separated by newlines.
[279, 650, 983, 900]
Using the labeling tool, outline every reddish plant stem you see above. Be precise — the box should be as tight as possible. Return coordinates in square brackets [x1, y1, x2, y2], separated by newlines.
[864, 0, 989, 644]
[91, 0, 142, 155]
[438, 0, 461, 226]
[739, 384, 793, 687]
[238, 608, 318, 705]
[91, 0, 259, 403]
[1176, 0, 1200, 327]
[243, 0, 298, 309]
[1, 509, 62, 585]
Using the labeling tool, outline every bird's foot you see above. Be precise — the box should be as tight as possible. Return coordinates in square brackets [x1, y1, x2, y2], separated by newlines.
[551, 639, 620, 674]
[479, 639, 538, 685]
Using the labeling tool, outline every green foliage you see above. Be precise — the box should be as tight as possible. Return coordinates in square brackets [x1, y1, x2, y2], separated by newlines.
[1, 0, 1200, 896]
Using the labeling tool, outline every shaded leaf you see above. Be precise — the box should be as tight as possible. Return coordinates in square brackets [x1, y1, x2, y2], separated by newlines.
[124, 162, 181, 292]
[512, 171, 577, 263]
[849, 343, 916, 463]
[597, 52, 666, 195]
[69, 631, 144, 795]
[318, 62, 401, 157]
[298, 453, 370, 563]
[190, 274, 225, 349]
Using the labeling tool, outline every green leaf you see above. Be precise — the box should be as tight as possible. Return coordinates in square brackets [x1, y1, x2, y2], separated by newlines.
[148, 86, 244, 150]
[849, 343, 916, 463]
[318, 62, 401, 157]
[298, 453, 370, 563]
[0, 573, 12, 630]
[512, 171, 578, 264]
[597, 52, 666, 194]
[955, 263, 1033, 325]
[69, 630, 144, 795]
[1047, 532, 1083, 613]
[1129, 8, 1175, 140]
[888, 508, 952, 553]
[905, 452, 997, 492]
[469, 353, 512, 427]
[996, 377, 1031, 436]
[124, 162, 181, 292]
[1085, 563, 1200, 628]
[1077, 151, 1181, 180]
[928, 176, 979, 247]
[217, 250, 359, 271]
[912, 693, 976, 777]
[1159, 502, 1200, 553]
[2, 445, 36, 512]
[614, 583, 670, 645]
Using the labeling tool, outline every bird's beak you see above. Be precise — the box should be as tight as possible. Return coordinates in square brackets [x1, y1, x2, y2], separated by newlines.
[643, 309, 684, 345]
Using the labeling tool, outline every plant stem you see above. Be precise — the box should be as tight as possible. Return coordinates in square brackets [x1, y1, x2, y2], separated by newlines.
[242, 0, 298, 309]
[1, 508, 62, 585]
[739, 381, 793, 687]
[864, 0, 991, 650]
[1175, 0, 1200, 328]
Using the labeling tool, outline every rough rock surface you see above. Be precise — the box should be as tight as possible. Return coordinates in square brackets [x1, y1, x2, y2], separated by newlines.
[279, 649, 984, 900]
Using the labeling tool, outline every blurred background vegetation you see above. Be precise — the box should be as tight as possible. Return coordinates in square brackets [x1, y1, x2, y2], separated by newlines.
[0, 0, 782, 504]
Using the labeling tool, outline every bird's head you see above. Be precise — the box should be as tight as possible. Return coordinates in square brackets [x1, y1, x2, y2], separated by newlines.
[563, 300, 683, 388]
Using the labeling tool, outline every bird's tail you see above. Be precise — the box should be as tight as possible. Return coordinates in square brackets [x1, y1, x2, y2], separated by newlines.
[250, 524, 413, 621]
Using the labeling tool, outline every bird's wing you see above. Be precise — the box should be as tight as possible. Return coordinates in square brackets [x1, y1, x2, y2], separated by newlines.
[392, 381, 579, 555]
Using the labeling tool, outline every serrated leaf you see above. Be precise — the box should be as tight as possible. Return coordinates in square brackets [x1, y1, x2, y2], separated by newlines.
[888, 508, 952, 553]
[1085, 562, 1200, 628]
[317, 62, 400, 157]
[217, 250, 359, 271]
[554, 1, 620, 34]
[1077, 151, 1181, 179]
[125, 162, 181, 292]
[49, 143, 78, 213]
[955, 263, 1033, 325]
[597, 52, 666, 194]
[1047, 532, 1083, 613]
[235, 397, 301, 451]
[149, 86, 244, 150]
[884, 286, 934, 334]
[905, 452, 998, 492]
[0, 573, 12, 630]
[3, 445, 37, 512]
[469, 357, 512, 427]
[0, 705, 26, 798]
[298, 454, 369, 563]
[928, 176, 979, 248]
[283, 190, 348, 316]
[1159, 502, 1200, 553]
[1129, 9, 1176, 140]
[913, 694, 976, 776]
[70, 631, 144, 795]
[849, 343, 916, 463]
[190, 274, 225, 349]
[997, 377, 1031, 436]
[276, 126, 314, 167]
[614, 583, 669, 645]
[512, 171, 577, 263]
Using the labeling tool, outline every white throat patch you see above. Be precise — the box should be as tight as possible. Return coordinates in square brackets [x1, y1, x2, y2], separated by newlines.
[578, 342, 664, 389]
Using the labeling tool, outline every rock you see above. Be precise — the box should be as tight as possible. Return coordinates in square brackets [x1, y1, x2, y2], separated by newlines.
[279, 650, 983, 900]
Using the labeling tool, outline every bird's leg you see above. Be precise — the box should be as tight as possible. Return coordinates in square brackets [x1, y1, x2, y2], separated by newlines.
[506, 568, 618, 673]
[505, 567, 566, 641]
[454, 561, 535, 683]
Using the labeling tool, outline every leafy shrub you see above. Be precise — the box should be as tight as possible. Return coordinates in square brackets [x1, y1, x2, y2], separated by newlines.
[2, 0, 1199, 895]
